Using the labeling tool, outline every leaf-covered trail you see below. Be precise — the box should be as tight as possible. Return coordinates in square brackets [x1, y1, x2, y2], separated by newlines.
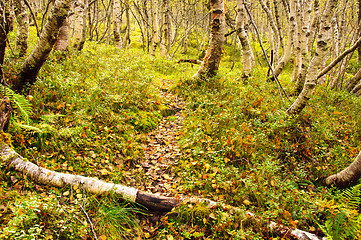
[130, 79, 185, 197]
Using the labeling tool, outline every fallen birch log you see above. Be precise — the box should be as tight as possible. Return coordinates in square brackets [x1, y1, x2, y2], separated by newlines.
[1, 144, 326, 240]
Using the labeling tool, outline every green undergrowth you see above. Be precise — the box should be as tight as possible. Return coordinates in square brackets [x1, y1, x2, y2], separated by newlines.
[167, 64, 361, 238]
[1, 26, 361, 239]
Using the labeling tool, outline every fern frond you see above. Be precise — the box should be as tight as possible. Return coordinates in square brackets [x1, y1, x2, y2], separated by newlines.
[0, 86, 33, 124]
[12, 122, 43, 133]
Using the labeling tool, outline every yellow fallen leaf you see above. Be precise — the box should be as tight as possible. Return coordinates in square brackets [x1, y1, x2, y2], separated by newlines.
[243, 199, 251, 205]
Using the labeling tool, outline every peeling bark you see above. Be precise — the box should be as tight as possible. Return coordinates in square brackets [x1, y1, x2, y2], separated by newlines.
[192, 0, 225, 79]
[14, 0, 72, 93]
[287, 0, 338, 115]
[326, 151, 361, 188]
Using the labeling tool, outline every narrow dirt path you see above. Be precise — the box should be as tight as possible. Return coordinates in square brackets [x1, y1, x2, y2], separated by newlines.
[133, 79, 185, 197]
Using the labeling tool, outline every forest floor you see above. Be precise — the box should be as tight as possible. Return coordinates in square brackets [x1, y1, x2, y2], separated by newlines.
[1, 38, 361, 239]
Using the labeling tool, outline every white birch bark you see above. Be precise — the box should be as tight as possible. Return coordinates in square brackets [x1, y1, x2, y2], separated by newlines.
[150, 0, 159, 56]
[274, 0, 296, 78]
[287, 0, 339, 115]
[113, 0, 123, 49]
[236, 0, 254, 77]
[294, 0, 312, 94]
[308, 0, 320, 54]
[1, 144, 138, 202]
[72, 0, 85, 50]
[160, 0, 170, 57]
[14, 0, 30, 56]
[192, 0, 225, 79]
[258, 0, 282, 64]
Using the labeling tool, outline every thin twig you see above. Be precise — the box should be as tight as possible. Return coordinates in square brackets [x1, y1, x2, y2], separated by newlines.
[23, 0, 41, 37]
[243, 0, 291, 104]
[317, 37, 361, 80]
[170, 11, 211, 59]
[79, 203, 98, 240]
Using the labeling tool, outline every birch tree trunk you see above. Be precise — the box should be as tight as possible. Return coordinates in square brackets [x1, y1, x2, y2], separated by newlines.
[113, 0, 123, 49]
[72, 0, 86, 51]
[122, 2, 130, 50]
[14, 0, 30, 57]
[287, 0, 338, 115]
[326, 151, 361, 188]
[236, 0, 254, 78]
[293, 0, 312, 95]
[258, 0, 282, 64]
[150, 0, 159, 56]
[53, 18, 70, 51]
[308, 0, 320, 54]
[192, 0, 225, 79]
[273, 0, 296, 78]
[14, 0, 72, 93]
[160, 0, 170, 57]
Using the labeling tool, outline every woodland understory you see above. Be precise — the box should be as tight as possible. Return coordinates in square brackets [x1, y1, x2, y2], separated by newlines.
[1, 0, 361, 239]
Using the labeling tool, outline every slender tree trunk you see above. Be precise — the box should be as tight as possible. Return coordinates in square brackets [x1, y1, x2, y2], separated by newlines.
[287, 0, 339, 115]
[293, 0, 312, 95]
[113, 0, 123, 49]
[72, 0, 86, 50]
[150, 0, 159, 56]
[236, 0, 254, 78]
[53, 18, 70, 51]
[308, 0, 320, 54]
[122, 2, 130, 49]
[192, 0, 225, 79]
[14, 0, 72, 93]
[326, 151, 361, 188]
[273, 0, 296, 78]
[258, 0, 282, 64]
[357, 0, 361, 64]
[160, 0, 170, 57]
[14, 0, 30, 57]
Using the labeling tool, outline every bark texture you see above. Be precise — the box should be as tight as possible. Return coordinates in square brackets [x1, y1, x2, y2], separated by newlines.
[53, 18, 70, 51]
[72, 0, 86, 50]
[287, 0, 338, 115]
[160, 0, 171, 57]
[273, 0, 295, 78]
[236, 0, 254, 77]
[113, 0, 122, 49]
[14, 0, 72, 93]
[326, 151, 361, 188]
[14, 0, 30, 56]
[192, 0, 225, 79]
[150, 0, 159, 56]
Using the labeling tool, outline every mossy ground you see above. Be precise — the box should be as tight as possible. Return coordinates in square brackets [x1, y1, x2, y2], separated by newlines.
[1, 25, 361, 239]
